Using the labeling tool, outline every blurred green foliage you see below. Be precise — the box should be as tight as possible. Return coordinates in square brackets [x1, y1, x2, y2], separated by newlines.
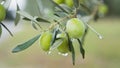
[105, 0, 120, 16]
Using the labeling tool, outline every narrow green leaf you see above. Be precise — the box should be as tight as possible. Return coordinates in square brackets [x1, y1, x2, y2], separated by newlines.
[17, 11, 34, 20]
[81, 27, 88, 44]
[73, 0, 79, 8]
[33, 20, 42, 29]
[35, 17, 50, 23]
[12, 34, 41, 53]
[31, 21, 38, 30]
[1, 23, 13, 36]
[66, 32, 75, 65]
[77, 39, 85, 59]
[22, 17, 42, 29]
[0, 24, 2, 37]
[59, 4, 72, 13]
[50, 0, 69, 14]
[22, 17, 31, 21]
[50, 38, 63, 50]
[14, 3, 20, 26]
[54, 11, 67, 18]
[71, 43, 75, 65]
[50, 28, 59, 46]
[66, 32, 72, 52]
[54, 4, 72, 14]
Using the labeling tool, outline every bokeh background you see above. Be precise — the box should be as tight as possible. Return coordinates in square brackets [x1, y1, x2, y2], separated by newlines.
[0, 0, 120, 68]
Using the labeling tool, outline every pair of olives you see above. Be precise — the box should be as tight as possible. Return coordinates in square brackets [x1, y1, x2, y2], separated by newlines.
[0, 4, 6, 22]
[39, 18, 85, 54]
[53, 0, 73, 7]
[39, 31, 69, 54]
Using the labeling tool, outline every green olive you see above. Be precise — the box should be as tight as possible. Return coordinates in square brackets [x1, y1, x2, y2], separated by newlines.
[65, 0, 73, 7]
[53, 0, 64, 4]
[0, 4, 6, 21]
[57, 33, 69, 54]
[39, 31, 52, 51]
[98, 4, 108, 16]
[66, 18, 85, 39]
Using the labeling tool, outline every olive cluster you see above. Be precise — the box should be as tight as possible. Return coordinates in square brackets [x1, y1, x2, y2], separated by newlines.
[39, 18, 85, 55]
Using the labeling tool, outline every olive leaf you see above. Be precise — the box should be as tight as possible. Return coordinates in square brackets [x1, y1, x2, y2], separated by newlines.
[50, 38, 63, 50]
[22, 17, 31, 21]
[50, 28, 59, 46]
[77, 39, 85, 59]
[54, 11, 67, 18]
[81, 27, 88, 44]
[23, 16, 50, 23]
[31, 21, 38, 30]
[12, 34, 41, 53]
[59, 4, 72, 13]
[66, 32, 75, 65]
[14, 3, 20, 26]
[54, 4, 72, 14]
[71, 42, 75, 65]
[35, 17, 50, 23]
[17, 11, 43, 29]
[0, 24, 2, 37]
[17, 11, 34, 20]
[1, 23, 13, 36]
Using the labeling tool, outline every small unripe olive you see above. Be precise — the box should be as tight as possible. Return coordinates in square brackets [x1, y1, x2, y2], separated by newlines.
[98, 4, 108, 15]
[0, 4, 6, 21]
[65, 0, 73, 7]
[39, 31, 52, 51]
[53, 0, 64, 4]
[57, 33, 69, 54]
[66, 18, 85, 39]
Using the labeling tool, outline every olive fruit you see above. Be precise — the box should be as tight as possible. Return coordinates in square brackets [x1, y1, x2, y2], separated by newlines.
[98, 4, 108, 16]
[53, 0, 64, 4]
[57, 33, 69, 54]
[0, 4, 6, 21]
[39, 31, 52, 51]
[66, 18, 85, 39]
[65, 0, 73, 7]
